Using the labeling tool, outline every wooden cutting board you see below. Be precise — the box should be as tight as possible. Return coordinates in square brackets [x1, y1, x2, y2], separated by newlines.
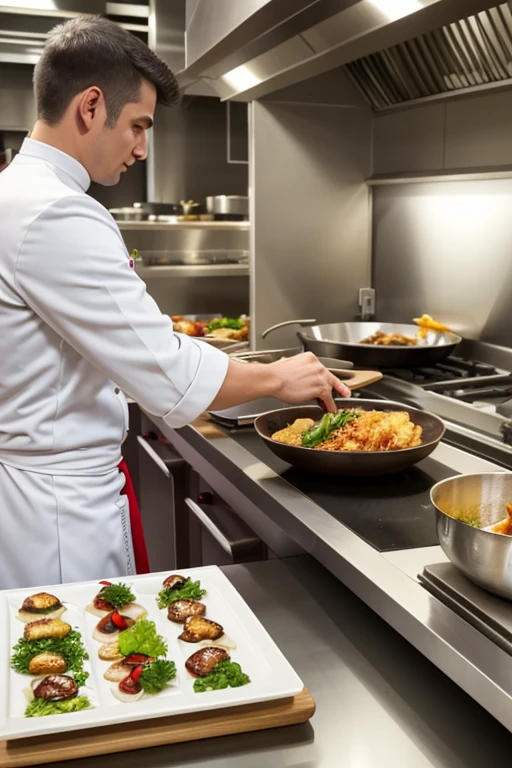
[0, 687, 315, 767]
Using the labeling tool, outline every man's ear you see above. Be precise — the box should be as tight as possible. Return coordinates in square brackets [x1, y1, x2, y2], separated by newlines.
[77, 86, 104, 131]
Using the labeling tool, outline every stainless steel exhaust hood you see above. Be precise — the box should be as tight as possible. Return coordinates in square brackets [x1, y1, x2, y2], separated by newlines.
[0, 2, 148, 64]
[346, 3, 512, 109]
[181, 0, 506, 105]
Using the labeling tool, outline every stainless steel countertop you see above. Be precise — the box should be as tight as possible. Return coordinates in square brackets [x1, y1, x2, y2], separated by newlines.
[46, 556, 512, 768]
[144, 411, 512, 733]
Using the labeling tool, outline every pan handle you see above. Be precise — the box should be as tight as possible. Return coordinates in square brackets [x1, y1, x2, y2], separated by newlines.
[261, 319, 317, 339]
[340, 369, 383, 389]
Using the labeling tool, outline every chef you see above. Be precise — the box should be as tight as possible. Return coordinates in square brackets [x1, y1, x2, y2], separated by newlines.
[0, 15, 350, 590]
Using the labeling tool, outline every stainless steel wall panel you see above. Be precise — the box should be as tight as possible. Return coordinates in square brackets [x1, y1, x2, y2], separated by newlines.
[372, 179, 512, 345]
[445, 89, 512, 167]
[250, 96, 372, 349]
[373, 103, 445, 175]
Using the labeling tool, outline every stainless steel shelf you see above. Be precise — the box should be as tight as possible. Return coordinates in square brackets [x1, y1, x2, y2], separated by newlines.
[135, 263, 249, 279]
[118, 221, 249, 231]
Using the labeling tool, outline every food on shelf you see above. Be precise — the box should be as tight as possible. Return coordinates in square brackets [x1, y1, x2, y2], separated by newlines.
[28, 651, 67, 675]
[171, 315, 249, 341]
[360, 330, 417, 346]
[484, 503, 512, 535]
[92, 611, 136, 642]
[18, 592, 66, 623]
[86, 580, 143, 618]
[271, 409, 422, 452]
[178, 616, 224, 643]
[185, 647, 250, 692]
[23, 618, 71, 642]
[167, 598, 206, 623]
[157, 574, 206, 610]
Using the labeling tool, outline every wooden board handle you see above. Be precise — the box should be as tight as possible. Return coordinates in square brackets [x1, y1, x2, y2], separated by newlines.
[334, 369, 383, 390]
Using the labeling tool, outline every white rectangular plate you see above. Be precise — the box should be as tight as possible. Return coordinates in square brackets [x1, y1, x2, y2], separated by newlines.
[0, 566, 303, 741]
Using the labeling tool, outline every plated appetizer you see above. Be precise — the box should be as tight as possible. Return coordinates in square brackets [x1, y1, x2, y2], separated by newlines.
[17, 592, 66, 623]
[100, 619, 176, 703]
[86, 580, 145, 618]
[11, 595, 92, 718]
[157, 574, 206, 610]
[185, 647, 250, 693]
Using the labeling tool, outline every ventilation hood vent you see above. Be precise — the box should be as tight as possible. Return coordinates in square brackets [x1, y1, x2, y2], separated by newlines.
[180, 0, 507, 104]
[346, 2, 512, 109]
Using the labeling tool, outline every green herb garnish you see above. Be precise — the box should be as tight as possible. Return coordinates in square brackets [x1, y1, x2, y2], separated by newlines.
[157, 578, 206, 609]
[193, 660, 250, 693]
[117, 619, 167, 658]
[207, 317, 245, 332]
[25, 696, 91, 718]
[73, 670, 89, 687]
[139, 659, 177, 694]
[98, 582, 136, 609]
[301, 410, 360, 448]
[11, 630, 89, 675]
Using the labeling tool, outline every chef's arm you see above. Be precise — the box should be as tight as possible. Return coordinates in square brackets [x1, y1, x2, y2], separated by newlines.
[14, 196, 346, 426]
[209, 354, 349, 412]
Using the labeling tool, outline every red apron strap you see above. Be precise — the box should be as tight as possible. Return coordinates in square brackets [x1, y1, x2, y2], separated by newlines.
[118, 459, 150, 575]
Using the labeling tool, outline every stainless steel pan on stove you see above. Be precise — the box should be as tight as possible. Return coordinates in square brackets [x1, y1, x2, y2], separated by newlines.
[262, 320, 462, 368]
[255, 399, 445, 477]
[431, 472, 512, 600]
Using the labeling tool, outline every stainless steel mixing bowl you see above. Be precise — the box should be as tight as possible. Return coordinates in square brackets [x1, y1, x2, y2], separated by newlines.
[430, 472, 512, 599]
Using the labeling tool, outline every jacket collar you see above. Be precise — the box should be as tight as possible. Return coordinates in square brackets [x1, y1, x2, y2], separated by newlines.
[19, 138, 91, 192]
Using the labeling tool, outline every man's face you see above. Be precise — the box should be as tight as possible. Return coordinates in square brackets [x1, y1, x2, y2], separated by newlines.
[91, 77, 156, 186]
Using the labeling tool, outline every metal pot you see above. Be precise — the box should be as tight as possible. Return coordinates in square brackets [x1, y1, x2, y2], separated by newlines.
[206, 195, 248, 217]
[262, 320, 462, 368]
[255, 400, 445, 476]
[431, 472, 512, 600]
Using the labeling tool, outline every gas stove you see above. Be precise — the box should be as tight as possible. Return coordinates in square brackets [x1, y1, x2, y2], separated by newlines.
[363, 338, 512, 458]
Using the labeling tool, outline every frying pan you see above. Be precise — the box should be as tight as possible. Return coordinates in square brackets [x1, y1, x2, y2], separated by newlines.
[262, 320, 462, 368]
[254, 399, 445, 476]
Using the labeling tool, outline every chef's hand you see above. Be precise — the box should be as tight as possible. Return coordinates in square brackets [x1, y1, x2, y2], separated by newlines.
[268, 352, 350, 412]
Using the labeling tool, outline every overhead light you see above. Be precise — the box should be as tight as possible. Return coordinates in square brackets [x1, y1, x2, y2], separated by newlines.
[221, 64, 261, 93]
[367, 0, 424, 22]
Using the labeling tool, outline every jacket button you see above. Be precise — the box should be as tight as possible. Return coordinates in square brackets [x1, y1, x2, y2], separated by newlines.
[114, 387, 120, 394]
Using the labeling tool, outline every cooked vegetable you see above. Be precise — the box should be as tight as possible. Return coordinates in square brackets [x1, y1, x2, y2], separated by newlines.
[25, 696, 91, 717]
[11, 629, 89, 675]
[117, 619, 168, 658]
[139, 659, 177, 694]
[157, 578, 206, 609]
[73, 670, 89, 687]
[95, 582, 136, 610]
[206, 317, 245, 332]
[193, 660, 250, 692]
[301, 410, 360, 448]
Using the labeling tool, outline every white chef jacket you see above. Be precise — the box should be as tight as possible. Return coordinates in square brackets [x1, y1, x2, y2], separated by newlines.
[0, 138, 229, 588]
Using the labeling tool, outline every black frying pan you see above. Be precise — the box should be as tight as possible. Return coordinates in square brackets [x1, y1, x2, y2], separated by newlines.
[254, 400, 445, 476]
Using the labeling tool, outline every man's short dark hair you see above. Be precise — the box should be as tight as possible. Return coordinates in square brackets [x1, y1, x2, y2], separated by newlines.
[34, 15, 180, 127]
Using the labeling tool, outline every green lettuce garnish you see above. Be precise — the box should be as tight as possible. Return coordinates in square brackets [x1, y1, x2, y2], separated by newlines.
[193, 660, 250, 693]
[157, 578, 206, 609]
[117, 619, 167, 658]
[25, 696, 91, 717]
